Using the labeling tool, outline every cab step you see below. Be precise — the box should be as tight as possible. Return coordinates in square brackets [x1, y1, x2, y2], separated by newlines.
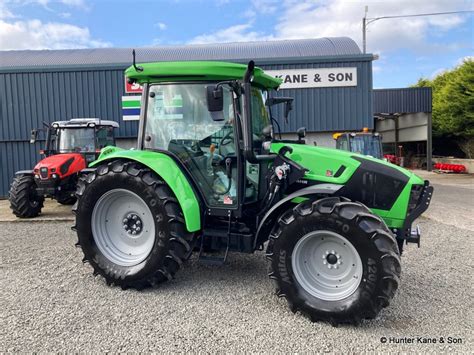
[197, 225, 254, 265]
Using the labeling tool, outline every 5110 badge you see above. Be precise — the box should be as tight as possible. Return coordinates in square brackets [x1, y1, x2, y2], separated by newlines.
[266, 68, 357, 89]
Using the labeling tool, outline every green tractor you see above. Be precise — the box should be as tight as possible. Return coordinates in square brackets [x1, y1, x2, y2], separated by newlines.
[73, 60, 433, 325]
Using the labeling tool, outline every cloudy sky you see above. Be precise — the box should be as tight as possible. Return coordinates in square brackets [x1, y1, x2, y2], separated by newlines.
[1, 0, 472, 88]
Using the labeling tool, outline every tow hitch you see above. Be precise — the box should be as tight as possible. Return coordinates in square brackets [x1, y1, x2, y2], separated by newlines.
[406, 225, 421, 247]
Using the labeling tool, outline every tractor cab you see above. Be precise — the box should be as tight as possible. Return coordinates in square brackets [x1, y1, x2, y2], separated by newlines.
[136, 62, 293, 214]
[333, 128, 383, 159]
[33, 118, 119, 164]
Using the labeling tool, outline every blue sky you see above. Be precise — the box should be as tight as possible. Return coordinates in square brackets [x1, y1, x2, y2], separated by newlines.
[1, 0, 472, 88]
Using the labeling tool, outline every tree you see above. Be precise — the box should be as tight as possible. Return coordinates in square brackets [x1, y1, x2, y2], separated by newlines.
[413, 59, 474, 158]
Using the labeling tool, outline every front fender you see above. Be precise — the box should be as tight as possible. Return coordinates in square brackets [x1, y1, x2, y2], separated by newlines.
[255, 184, 343, 248]
[15, 170, 34, 176]
[90, 147, 201, 232]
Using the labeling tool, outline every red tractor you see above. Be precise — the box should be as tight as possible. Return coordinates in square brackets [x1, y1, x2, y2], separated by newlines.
[9, 118, 119, 218]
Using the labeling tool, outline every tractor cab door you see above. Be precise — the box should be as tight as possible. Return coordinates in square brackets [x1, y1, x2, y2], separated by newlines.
[243, 87, 273, 204]
[95, 126, 115, 150]
[336, 134, 350, 151]
[143, 83, 241, 211]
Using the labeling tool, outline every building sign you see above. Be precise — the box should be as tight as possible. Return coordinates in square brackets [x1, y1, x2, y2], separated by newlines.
[265, 68, 357, 89]
[122, 96, 141, 121]
[125, 79, 143, 94]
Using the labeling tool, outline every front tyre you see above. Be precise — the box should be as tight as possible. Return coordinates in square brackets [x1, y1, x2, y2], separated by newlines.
[73, 160, 194, 289]
[266, 197, 401, 325]
[9, 175, 44, 218]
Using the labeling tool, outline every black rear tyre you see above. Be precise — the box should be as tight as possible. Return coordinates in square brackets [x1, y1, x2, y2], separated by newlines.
[73, 160, 194, 289]
[9, 175, 44, 218]
[266, 197, 401, 325]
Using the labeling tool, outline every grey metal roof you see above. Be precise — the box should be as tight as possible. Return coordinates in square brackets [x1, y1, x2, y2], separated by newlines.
[373, 88, 432, 114]
[0, 37, 362, 69]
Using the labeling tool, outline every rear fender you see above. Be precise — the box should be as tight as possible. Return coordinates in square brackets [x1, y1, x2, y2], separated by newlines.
[255, 184, 343, 248]
[89, 148, 201, 232]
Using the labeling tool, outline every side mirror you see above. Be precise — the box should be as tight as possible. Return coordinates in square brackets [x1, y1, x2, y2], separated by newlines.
[296, 127, 306, 144]
[262, 124, 273, 139]
[30, 129, 38, 144]
[206, 85, 224, 121]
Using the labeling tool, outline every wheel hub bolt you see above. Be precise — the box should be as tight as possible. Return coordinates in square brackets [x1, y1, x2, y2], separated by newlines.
[122, 213, 143, 236]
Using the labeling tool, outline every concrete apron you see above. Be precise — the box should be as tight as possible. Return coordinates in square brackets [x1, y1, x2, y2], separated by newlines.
[0, 199, 74, 222]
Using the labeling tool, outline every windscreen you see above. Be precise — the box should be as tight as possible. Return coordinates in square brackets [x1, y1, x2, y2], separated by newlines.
[58, 128, 95, 153]
[350, 135, 383, 159]
[144, 83, 233, 150]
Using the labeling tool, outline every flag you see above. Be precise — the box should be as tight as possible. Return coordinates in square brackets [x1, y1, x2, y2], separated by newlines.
[122, 96, 141, 121]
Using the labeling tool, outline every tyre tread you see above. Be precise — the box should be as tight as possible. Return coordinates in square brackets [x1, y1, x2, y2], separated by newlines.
[267, 196, 401, 325]
[75, 160, 195, 289]
[9, 175, 44, 218]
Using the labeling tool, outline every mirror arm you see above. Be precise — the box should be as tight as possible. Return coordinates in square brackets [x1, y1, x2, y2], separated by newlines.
[44, 126, 52, 153]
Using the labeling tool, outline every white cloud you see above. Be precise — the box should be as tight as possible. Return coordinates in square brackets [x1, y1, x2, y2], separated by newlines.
[274, 0, 472, 53]
[189, 23, 273, 44]
[189, 0, 472, 52]
[21, 0, 87, 9]
[456, 55, 473, 65]
[1, 2, 16, 19]
[252, 0, 279, 14]
[59, 0, 86, 7]
[0, 0, 107, 49]
[154, 22, 167, 30]
[0, 19, 111, 50]
[430, 67, 448, 78]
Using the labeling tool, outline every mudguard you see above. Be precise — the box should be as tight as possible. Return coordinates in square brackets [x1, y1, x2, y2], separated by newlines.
[254, 183, 343, 247]
[89, 147, 201, 232]
[14, 170, 34, 176]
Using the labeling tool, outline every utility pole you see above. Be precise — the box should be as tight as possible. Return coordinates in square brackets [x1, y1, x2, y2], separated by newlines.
[362, 9, 473, 54]
[362, 6, 368, 53]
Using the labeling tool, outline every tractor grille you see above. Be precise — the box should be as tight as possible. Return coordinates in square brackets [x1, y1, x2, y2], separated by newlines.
[342, 157, 409, 210]
[39, 167, 48, 179]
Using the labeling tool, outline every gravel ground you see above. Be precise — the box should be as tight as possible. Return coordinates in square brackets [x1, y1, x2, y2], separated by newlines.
[0, 199, 73, 223]
[1, 217, 472, 352]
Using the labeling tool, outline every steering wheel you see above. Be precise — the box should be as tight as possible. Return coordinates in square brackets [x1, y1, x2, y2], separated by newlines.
[219, 130, 235, 156]
[183, 140, 204, 156]
[220, 130, 234, 147]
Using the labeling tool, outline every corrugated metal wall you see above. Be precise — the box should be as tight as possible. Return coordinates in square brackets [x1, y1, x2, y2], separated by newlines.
[373, 88, 432, 114]
[0, 68, 137, 141]
[261, 60, 373, 133]
[0, 58, 372, 197]
[0, 67, 137, 197]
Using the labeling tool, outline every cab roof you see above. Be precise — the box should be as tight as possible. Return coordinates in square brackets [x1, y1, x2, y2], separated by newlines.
[52, 118, 119, 128]
[125, 61, 282, 89]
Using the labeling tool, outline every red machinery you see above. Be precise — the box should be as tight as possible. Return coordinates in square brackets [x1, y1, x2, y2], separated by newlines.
[9, 118, 119, 218]
[433, 163, 467, 173]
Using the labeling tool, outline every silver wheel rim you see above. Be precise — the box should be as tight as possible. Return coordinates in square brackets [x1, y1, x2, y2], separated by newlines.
[292, 230, 363, 301]
[91, 188, 155, 267]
